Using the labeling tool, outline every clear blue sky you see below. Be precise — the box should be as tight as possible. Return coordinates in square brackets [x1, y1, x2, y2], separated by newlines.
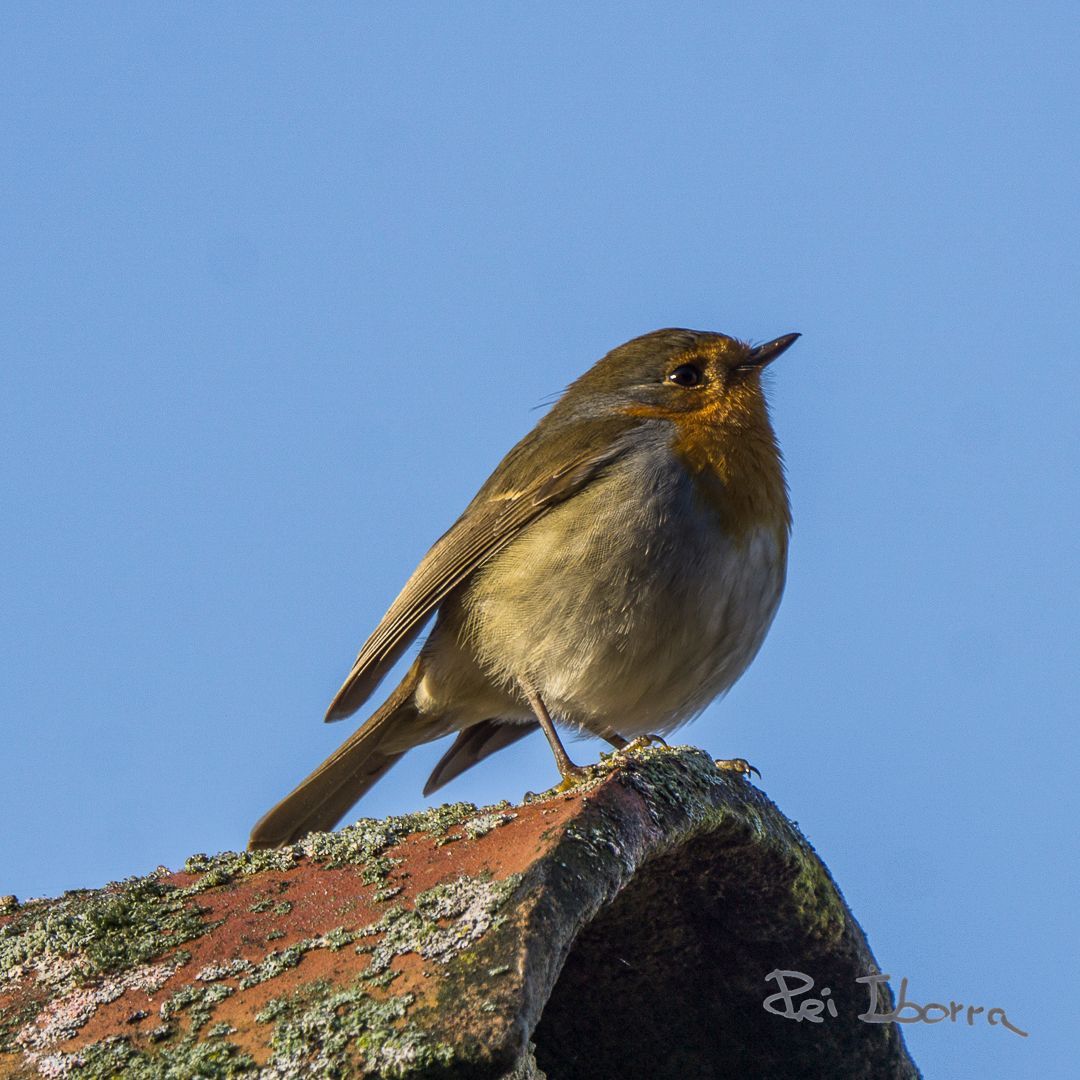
[2, 4, 1076, 1076]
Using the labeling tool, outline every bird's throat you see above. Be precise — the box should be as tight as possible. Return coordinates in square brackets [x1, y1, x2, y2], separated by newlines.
[672, 391, 791, 550]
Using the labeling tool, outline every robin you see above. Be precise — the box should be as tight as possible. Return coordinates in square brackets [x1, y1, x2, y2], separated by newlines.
[249, 327, 799, 848]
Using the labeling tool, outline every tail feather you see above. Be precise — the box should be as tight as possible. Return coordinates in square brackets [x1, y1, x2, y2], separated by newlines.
[249, 661, 427, 849]
[422, 719, 538, 796]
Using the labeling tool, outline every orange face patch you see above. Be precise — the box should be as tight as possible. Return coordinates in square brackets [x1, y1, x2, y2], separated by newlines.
[624, 365, 791, 550]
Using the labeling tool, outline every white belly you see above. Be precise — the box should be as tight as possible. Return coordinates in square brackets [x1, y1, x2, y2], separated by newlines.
[443, 441, 787, 737]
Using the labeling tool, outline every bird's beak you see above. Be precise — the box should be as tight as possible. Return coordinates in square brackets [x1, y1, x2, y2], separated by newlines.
[745, 333, 800, 369]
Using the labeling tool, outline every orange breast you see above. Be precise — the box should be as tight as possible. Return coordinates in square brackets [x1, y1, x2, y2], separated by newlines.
[669, 384, 791, 553]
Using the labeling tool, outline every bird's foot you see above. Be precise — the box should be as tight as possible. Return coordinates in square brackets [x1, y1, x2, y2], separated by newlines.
[553, 764, 594, 793]
[715, 757, 761, 779]
[617, 733, 669, 754]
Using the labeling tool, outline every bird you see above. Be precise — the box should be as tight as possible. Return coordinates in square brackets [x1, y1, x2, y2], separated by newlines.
[249, 327, 799, 849]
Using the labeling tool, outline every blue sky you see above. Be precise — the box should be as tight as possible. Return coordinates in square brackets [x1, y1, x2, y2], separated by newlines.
[2, 4, 1076, 1075]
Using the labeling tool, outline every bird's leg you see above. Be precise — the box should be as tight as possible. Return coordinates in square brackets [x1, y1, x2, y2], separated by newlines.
[524, 687, 590, 789]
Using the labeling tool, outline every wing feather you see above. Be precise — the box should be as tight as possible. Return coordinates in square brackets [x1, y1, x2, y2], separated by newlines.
[325, 416, 636, 721]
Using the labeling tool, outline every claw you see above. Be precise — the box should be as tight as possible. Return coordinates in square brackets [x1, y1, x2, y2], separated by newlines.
[618, 734, 669, 754]
[554, 764, 593, 793]
[715, 757, 760, 780]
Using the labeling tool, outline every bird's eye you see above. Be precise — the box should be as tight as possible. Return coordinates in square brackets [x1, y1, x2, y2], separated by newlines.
[667, 363, 703, 388]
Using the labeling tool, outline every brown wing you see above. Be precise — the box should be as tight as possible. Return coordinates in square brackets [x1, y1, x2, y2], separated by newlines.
[324, 414, 636, 722]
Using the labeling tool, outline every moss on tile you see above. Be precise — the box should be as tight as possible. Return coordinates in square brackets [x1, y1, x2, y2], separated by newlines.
[35, 1032, 257, 1078]
[159, 981, 235, 1033]
[234, 928, 357, 991]
[355, 874, 522, 978]
[0, 876, 208, 988]
[254, 977, 454, 1079]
